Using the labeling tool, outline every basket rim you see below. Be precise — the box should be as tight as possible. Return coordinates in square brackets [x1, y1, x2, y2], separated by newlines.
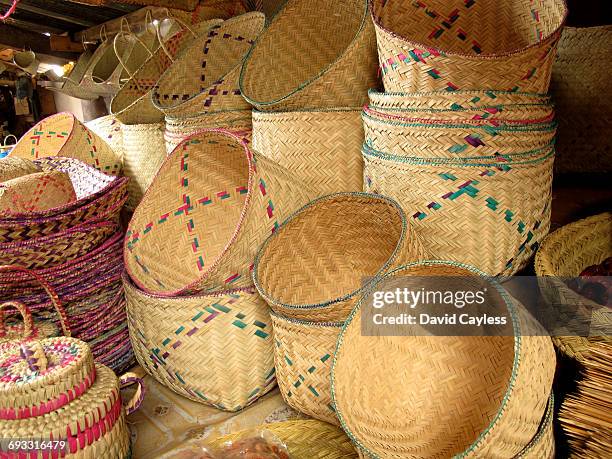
[239, 0, 370, 107]
[370, 0, 568, 60]
[367, 88, 551, 99]
[0, 221, 118, 250]
[367, 101, 555, 113]
[252, 106, 363, 117]
[164, 108, 253, 122]
[330, 260, 523, 459]
[124, 128, 256, 297]
[252, 191, 409, 312]
[516, 393, 554, 458]
[270, 309, 345, 328]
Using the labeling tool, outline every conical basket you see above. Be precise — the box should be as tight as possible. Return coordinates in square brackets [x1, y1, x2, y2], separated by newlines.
[124, 129, 319, 296]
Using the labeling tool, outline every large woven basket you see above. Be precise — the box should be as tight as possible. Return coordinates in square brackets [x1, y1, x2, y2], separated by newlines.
[152, 13, 265, 118]
[331, 260, 556, 458]
[124, 274, 275, 411]
[253, 192, 427, 322]
[125, 129, 318, 296]
[551, 26, 612, 173]
[372, 0, 567, 93]
[110, 19, 223, 125]
[240, 0, 378, 111]
[252, 108, 364, 194]
[517, 394, 555, 459]
[85, 115, 125, 162]
[9, 113, 122, 175]
[0, 170, 76, 215]
[122, 123, 167, 209]
[363, 146, 554, 276]
[535, 212, 612, 362]
[271, 312, 342, 424]
[208, 419, 357, 458]
[47, 48, 97, 101]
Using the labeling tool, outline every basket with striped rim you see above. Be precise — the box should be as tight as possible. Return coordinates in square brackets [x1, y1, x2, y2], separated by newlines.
[85, 115, 125, 162]
[208, 419, 357, 458]
[363, 145, 554, 276]
[8, 113, 122, 175]
[252, 108, 364, 194]
[331, 260, 556, 459]
[372, 0, 567, 93]
[362, 110, 557, 159]
[122, 123, 167, 210]
[253, 193, 427, 322]
[164, 109, 252, 155]
[0, 170, 76, 216]
[535, 212, 612, 362]
[367, 89, 552, 111]
[124, 274, 275, 411]
[125, 129, 319, 296]
[271, 312, 342, 424]
[0, 157, 40, 182]
[240, 0, 378, 111]
[110, 19, 223, 125]
[152, 13, 265, 118]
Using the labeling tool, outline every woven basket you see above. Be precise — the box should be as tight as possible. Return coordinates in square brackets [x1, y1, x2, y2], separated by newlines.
[331, 260, 556, 458]
[85, 115, 125, 162]
[372, 0, 567, 93]
[517, 394, 555, 459]
[535, 212, 612, 362]
[0, 170, 76, 216]
[125, 129, 318, 296]
[124, 274, 275, 411]
[0, 303, 60, 343]
[271, 312, 342, 424]
[363, 146, 554, 276]
[253, 192, 427, 322]
[240, 0, 378, 111]
[551, 26, 612, 173]
[47, 49, 98, 101]
[9, 113, 122, 175]
[208, 419, 357, 458]
[122, 123, 167, 209]
[111, 19, 223, 125]
[152, 13, 265, 118]
[0, 157, 40, 182]
[164, 109, 252, 155]
[252, 108, 364, 194]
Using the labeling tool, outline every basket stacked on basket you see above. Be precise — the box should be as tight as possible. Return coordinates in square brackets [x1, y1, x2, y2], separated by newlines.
[123, 129, 319, 411]
[0, 152, 133, 373]
[362, 0, 567, 276]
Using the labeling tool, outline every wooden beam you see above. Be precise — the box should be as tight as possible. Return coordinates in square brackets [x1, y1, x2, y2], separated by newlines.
[50, 35, 83, 53]
[3, 17, 65, 35]
[0, 0, 95, 27]
[75, 6, 167, 43]
[0, 25, 79, 63]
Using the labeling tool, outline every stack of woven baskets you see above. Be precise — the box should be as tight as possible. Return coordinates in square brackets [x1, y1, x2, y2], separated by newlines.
[0, 117, 133, 373]
[362, 0, 567, 276]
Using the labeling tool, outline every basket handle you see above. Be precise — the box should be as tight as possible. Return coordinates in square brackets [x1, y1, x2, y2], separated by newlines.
[0, 265, 71, 337]
[2, 134, 17, 147]
[0, 301, 33, 339]
[155, 9, 196, 65]
[119, 372, 145, 415]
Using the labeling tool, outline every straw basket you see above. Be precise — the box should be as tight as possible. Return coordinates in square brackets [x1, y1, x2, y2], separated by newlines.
[0, 157, 39, 182]
[47, 49, 97, 101]
[517, 394, 555, 459]
[372, 0, 567, 93]
[551, 26, 612, 173]
[124, 275, 275, 411]
[152, 13, 265, 118]
[271, 312, 342, 424]
[253, 193, 427, 322]
[85, 115, 125, 162]
[0, 171, 76, 215]
[331, 261, 556, 458]
[252, 109, 364, 194]
[164, 109, 252, 154]
[535, 212, 612, 362]
[125, 129, 318, 296]
[122, 123, 167, 209]
[9, 113, 122, 175]
[208, 420, 357, 459]
[240, 0, 378, 111]
[363, 147, 554, 276]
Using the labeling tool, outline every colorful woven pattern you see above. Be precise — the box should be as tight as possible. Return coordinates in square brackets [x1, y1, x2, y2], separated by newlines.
[85, 115, 125, 162]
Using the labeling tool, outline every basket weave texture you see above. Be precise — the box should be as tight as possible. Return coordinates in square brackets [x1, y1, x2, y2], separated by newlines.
[0, 171, 76, 215]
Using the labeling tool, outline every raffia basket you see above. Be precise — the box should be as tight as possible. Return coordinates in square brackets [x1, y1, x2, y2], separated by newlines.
[240, 0, 378, 111]
[271, 312, 342, 424]
[535, 212, 612, 362]
[85, 115, 125, 162]
[252, 108, 364, 194]
[518, 394, 555, 459]
[9, 113, 122, 175]
[372, 0, 567, 93]
[0, 157, 40, 182]
[253, 192, 427, 322]
[363, 146, 554, 276]
[122, 123, 167, 209]
[208, 419, 357, 458]
[125, 129, 318, 296]
[0, 171, 76, 215]
[331, 260, 556, 459]
[164, 109, 252, 155]
[48, 49, 97, 101]
[551, 26, 612, 173]
[124, 274, 275, 411]
[110, 19, 223, 125]
[152, 13, 265, 118]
